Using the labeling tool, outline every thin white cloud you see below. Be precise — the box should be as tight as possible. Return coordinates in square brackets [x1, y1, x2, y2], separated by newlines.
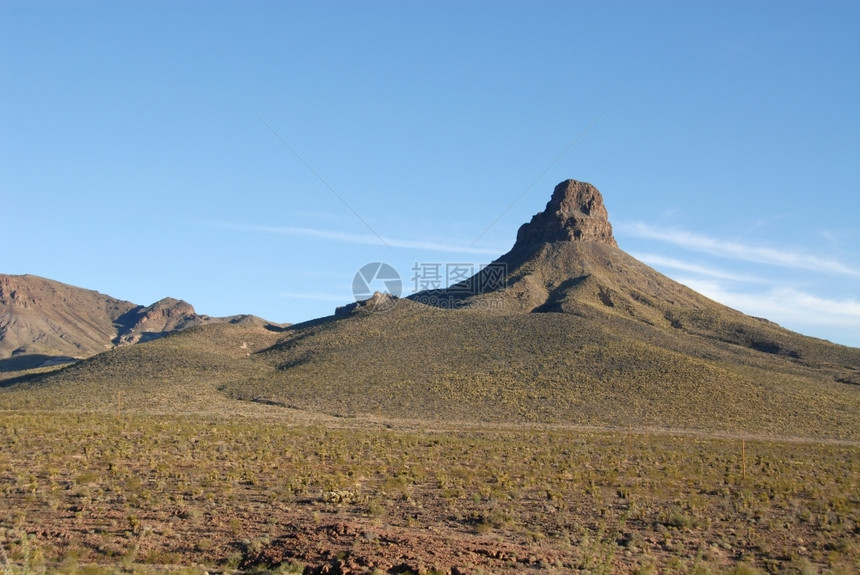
[619, 222, 860, 276]
[630, 252, 763, 283]
[679, 278, 860, 328]
[207, 222, 504, 255]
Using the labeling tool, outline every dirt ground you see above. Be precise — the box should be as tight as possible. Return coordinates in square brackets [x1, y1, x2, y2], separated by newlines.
[1, 413, 858, 574]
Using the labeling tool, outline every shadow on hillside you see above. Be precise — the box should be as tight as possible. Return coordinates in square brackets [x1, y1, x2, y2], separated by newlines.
[0, 354, 77, 373]
[531, 276, 590, 313]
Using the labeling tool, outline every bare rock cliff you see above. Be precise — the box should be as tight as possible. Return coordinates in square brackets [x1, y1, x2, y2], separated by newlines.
[514, 179, 617, 248]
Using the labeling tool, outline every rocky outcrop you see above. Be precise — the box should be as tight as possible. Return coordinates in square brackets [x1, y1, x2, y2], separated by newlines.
[113, 298, 207, 345]
[336, 292, 399, 316]
[514, 179, 617, 248]
[407, 179, 618, 311]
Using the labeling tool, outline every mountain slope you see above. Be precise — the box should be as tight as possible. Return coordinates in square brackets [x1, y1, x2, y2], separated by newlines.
[0, 320, 286, 413]
[411, 180, 857, 370]
[0, 275, 137, 366]
[0, 274, 278, 371]
[213, 298, 857, 438]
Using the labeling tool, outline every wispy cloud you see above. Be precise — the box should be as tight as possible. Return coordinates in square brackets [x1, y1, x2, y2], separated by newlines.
[206, 222, 504, 255]
[630, 252, 763, 283]
[619, 222, 860, 276]
[680, 278, 860, 328]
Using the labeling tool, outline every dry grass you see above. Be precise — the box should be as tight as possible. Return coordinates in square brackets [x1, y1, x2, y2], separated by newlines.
[2, 301, 858, 441]
[0, 412, 857, 574]
[222, 303, 860, 440]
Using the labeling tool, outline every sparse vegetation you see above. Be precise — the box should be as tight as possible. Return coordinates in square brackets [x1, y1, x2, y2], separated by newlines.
[207, 303, 860, 440]
[0, 412, 857, 573]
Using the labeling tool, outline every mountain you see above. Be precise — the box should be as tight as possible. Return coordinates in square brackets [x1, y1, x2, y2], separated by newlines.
[0, 274, 279, 371]
[412, 180, 849, 357]
[226, 180, 860, 436]
[3, 180, 859, 439]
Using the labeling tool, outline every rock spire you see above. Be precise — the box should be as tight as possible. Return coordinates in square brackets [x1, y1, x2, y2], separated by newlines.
[514, 179, 617, 248]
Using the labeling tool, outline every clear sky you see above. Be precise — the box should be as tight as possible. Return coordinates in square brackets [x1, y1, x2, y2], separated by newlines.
[2, 1, 859, 347]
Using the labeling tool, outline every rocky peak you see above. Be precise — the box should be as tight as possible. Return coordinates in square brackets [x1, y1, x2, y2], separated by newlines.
[142, 298, 196, 320]
[514, 179, 617, 248]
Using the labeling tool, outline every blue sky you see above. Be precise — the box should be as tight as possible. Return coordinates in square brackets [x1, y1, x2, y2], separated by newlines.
[2, 1, 859, 347]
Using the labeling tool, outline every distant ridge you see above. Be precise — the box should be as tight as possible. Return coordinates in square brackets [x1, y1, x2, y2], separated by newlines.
[0, 274, 281, 370]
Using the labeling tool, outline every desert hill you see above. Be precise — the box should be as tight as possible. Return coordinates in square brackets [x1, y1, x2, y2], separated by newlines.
[0, 273, 279, 371]
[409, 180, 857, 366]
[229, 180, 860, 437]
[2, 180, 859, 440]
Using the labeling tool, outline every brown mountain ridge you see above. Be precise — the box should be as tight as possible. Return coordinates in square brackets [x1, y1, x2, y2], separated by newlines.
[2, 180, 859, 439]
[0, 274, 281, 371]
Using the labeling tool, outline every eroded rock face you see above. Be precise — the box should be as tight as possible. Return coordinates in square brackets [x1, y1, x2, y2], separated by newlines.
[112, 298, 205, 345]
[514, 179, 617, 247]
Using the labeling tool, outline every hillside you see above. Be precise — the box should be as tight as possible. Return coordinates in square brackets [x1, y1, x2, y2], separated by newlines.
[3, 180, 859, 440]
[0, 274, 280, 371]
[223, 180, 859, 437]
